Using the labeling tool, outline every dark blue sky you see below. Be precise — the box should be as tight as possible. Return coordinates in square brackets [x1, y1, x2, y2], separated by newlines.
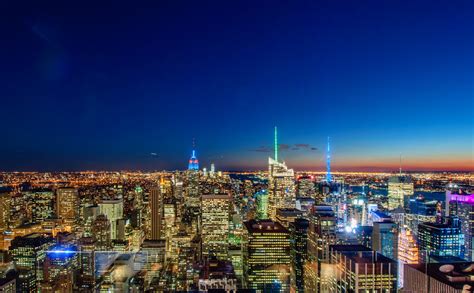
[1, 0, 473, 171]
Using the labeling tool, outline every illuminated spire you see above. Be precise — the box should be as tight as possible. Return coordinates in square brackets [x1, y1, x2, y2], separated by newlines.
[326, 137, 332, 182]
[188, 139, 199, 170]
[274, 126, 278, 162]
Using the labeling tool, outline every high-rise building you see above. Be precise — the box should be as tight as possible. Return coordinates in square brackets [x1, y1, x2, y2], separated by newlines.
[255, 190, 268, 220]
[387, 175, 414, 210]
[447, 191, 474, 261]
[308, 205, 337, 263]
[56, 188, 79, 225]
[29, 189, 54, 223]
[289, 218, 309, 293]
[372, 220, 398, 261]
[398, 228, 418, 288]
[92, 214, 111, 250]
[98, 199, 123, 240]
[275, 208, 304, 228]
[9, 233, 54, 292]
[267, 127, 295, 220]
[418, 216, 464, 263]
[149, 187, 162, 240]
[243, 219, 291, 291]
[296, 176, 316, 198]
[141, 239, 166, 287]
[188, 149, 199, 171]
[201, 194, 230, 260]
[43, 245, 78, 291]
[268, 158, 296, 219]
[306, 205, 337, 292]
[0, 193, 10, 231]
[77, 237, 96, 289]
[404, 261, 474, 293]
[329, 245, 398, 292]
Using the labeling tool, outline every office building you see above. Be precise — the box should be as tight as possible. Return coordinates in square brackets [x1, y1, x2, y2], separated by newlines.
[201, 194, 230, 260]
[243, 219, 291, 291]
[398, 228, 418, 288]
[0, 193, 10, 231]
[98, 199, 123, 240]
[308, 205, 337, 262]
[255, 190, 268, 220]
[387, 175, 414, 210]
[447, 191, 474, 261]
[418, 217, 464, 263]
[267, 127, 295, 219]
[9, 233, 54, 291]
[92, 214, 111, 250]
[289, 218, 309, 293]
[275, 208, 304, 228]
[268, 158, 295, 220]
[297, 175, 316, 198]
[149, 186, 162, 240]
[329, 245, 397, 292]
[404, 261, 474, 293]
[372, 220, 398, 261]
[56, 188, 79, 225]
[29, 189, 54, 223]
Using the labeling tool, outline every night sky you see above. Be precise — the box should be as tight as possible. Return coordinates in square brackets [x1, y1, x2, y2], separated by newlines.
[1, 1, 473, 172]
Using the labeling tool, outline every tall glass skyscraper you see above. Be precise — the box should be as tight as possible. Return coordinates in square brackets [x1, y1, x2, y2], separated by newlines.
[243, 219, 291, 291]
[418, 216, 464, 263]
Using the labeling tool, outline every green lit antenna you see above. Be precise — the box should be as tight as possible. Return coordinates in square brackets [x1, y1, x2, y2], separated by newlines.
[274, 126, 278, 162]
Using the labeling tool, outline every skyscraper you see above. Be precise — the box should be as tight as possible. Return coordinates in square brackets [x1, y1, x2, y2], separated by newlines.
[306, 205, 337, 292]
[201, 193, 230, 260]
[92, 214, 111, 250]
[372, 220, 398, 261]
[0, 193, 10, 231]
[329, 245, 397, 292]
[149, 186, 162, 240]
[289, 218, 309, 293]
[243, 219, 291, 291]
[188, 148, 199, 171]
[9, 233, 54, 292]
[255, 190, 269, 220]
[418, 216, 464, 263]
[387, 175, 414, 211]
[98, 199, 123, 240]
[447, 191, 474, 261]
[268, 127, 295, 220]
[398, 228, 418, 288]
[56, 188, 79, 225]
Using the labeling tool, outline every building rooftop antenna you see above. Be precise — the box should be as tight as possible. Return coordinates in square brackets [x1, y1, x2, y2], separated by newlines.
[399, 153, 402, 176]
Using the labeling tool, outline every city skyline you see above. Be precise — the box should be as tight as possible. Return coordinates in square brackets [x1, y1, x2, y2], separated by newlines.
[2, 1, 473, 172]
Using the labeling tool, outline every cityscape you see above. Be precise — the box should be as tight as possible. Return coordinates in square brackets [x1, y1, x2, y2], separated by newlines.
[1, 1, 473, 293]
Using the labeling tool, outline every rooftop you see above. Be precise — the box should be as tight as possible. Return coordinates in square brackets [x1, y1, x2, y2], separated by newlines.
[407, 262, 474, 290]
[330, 245, 396, 264]
[244, 219, 288, 234]
[388, 175, 413, 184]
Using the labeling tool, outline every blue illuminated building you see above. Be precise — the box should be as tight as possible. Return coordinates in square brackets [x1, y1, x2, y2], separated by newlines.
[188, 149, 199, 171]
